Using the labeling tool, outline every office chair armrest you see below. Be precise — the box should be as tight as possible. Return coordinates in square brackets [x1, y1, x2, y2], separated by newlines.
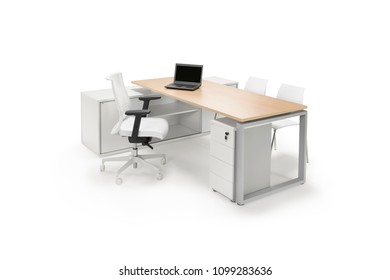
[139, 95, 161, 101]
[139, 95, 161, 110]
[125, 109, 151, 141]
[125, 109, 151, 116]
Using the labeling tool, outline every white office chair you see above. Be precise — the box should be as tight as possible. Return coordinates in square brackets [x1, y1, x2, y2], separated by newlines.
[244, 76, 268, 95]
[100, 73, 169, 184]
[271, 83, 309, 163]
[214, 76, 268, 119]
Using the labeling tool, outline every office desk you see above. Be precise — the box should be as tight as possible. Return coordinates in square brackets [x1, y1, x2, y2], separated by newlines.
[133, 77, 308, 205]
[133, 78, 306, 122]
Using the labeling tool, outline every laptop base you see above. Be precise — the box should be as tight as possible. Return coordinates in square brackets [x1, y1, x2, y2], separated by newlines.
[165, 83, 200, 91]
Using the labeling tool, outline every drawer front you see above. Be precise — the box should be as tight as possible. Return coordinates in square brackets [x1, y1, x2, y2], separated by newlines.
[210, 156, 234, 182]
[210, 140, 234, 165]
[210, 122, 235, 148]
[210, 172, 234, 200]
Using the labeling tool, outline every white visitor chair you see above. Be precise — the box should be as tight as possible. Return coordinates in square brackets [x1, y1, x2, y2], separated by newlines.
[271, 83, 309, 163]
[244, 76, 268, 95]
[100, 73, 169, 184]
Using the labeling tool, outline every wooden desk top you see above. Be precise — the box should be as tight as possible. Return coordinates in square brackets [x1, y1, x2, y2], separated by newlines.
[132, 77, 307, 123]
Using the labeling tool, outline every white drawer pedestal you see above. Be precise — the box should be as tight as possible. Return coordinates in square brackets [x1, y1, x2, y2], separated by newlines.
[210, 118, 271, 202]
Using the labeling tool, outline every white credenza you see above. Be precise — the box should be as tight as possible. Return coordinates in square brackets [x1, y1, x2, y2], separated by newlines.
[209, 118, 272, 201]
[81, 77, 238, 156]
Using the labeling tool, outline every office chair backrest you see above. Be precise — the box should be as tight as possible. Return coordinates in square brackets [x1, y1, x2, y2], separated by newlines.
[106, 72, 132, 118]
[244, 76, 268, 95]
[277, 83, 305, 104]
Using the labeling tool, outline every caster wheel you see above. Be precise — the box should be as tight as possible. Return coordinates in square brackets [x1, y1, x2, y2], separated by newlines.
[161, 157, 166, 165]
[115, 177, 123, 185]
[156, 173, 163, 180]
[133, 162, 138, 168]
[231, 200, 236, 203]
[212, 189, 217, 192]
[100, 164, 105, 172]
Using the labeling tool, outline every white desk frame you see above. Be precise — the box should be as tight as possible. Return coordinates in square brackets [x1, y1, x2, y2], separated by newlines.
[234, 110, 307, 205]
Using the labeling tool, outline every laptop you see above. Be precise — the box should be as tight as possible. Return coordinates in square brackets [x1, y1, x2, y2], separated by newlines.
[165, 63, 203, 91]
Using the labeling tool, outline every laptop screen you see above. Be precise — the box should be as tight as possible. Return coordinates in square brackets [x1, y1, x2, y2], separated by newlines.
[175, 64, 203, 83]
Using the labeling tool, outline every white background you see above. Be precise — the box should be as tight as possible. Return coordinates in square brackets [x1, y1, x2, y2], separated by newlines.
[1, 0, 389, 279]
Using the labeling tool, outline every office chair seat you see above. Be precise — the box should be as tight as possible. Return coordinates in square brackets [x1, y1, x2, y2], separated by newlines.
[119, 116, 169, 140]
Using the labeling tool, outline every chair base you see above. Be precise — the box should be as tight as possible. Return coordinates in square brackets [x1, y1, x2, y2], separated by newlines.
[100, 145, 166, 184]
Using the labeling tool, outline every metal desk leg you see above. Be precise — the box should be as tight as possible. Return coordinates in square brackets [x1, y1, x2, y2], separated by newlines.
[235, 122, 245, 206]
[233, 110, 307, 205]
[298, 112, 307, 183]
